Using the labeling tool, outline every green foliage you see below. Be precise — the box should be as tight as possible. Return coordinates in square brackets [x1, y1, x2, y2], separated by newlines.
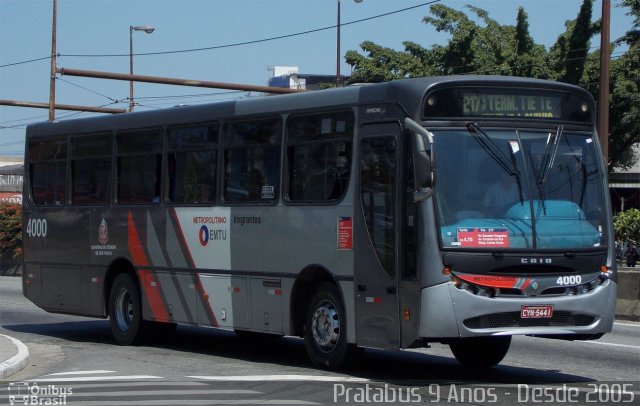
[344, 0, 640, 170]
[614, 208, 640, 242]
[0, 203, 22, 259]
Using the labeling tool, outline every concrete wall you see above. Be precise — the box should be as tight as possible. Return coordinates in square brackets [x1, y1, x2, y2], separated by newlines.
[616, 269, 640, 321]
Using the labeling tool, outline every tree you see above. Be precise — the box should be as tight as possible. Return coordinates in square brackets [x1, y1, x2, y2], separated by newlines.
[344, 0, 639, 170]
[0, 203, 22, 260]
[607, 0, 640, 170]
[614, 208, 640, 242]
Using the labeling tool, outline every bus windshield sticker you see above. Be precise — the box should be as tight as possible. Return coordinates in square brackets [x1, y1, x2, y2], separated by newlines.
[456, 227, 509, 248]
[261, 185, 275, 199]
[337, 217, 353, 250]
[509, 140, 520, 154]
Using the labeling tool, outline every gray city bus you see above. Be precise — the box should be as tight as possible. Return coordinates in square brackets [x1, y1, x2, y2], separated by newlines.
[22, 76, 617, 369]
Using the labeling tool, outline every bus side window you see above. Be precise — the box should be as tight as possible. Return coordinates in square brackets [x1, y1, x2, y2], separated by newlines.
[167, 124, 218, 204]
[404, 138, 418, 279]
[116, 129, 163, 205]
[70, 134, 111, 206]
[28, 138, 67, 206]
[285, 111, 354, 203]
[360, 136, 396, 278]
[223, 118, 282, 203]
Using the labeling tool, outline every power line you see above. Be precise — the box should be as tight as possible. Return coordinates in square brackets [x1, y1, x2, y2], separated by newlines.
[59, 1, 442, 58]
[0, 56, 50, 68]
[57, 77, 119, 102]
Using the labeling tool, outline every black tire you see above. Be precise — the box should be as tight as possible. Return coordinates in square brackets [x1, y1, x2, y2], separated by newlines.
[303, 282, 353, 370]
[108, 273, 146, 345]
[449, 336, 511, 368]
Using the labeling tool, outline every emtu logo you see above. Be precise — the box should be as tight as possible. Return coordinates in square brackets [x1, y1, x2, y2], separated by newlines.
[199, 225, 209, 246]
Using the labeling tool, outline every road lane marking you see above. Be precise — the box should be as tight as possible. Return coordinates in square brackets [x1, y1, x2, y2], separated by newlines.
[581, 340, 640, 351]
[50, 390, 261, 396]
[15, 401, 318, 405]
[27, 375, 163, 382]
[45, 370, 116, 376]
[614, 321, 640, 328]
[188, 375, 371, 383]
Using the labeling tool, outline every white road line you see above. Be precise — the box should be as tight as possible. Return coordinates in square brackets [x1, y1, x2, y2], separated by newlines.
[614, 321, 640, 328]
[45, 390, 261, 397]
[580, 340, 640, 351]
[0, 399, 316, 406]
[27, 375, 163, 382]
[44, 370, 116, 376]
[10, 382, 208, 389]
[188, 375, 371, 383]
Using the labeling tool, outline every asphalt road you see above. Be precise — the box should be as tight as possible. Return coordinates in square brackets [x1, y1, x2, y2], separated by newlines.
[1, 275, 639, 405]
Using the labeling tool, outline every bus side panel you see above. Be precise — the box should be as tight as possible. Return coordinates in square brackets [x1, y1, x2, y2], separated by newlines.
[153, 271, 198, 325]
[22, 264, 42, 309]
[260, 204, 356, 342]
[249, 278, 284, 333]
[198, 275, 249, 329]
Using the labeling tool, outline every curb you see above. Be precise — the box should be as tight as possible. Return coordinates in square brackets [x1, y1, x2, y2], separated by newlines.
[0, 334, 29, 380]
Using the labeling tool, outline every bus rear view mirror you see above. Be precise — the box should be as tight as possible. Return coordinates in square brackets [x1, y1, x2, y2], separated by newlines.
[405, 118, 434, 195]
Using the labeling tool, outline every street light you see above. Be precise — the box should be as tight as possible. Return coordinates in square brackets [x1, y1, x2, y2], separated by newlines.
[337, 0, 363, 87]
[129, 25, 155, 112]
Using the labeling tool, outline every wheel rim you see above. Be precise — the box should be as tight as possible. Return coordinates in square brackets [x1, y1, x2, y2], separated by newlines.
[311, 299, 340, 353]
[114, 287, 134, 332]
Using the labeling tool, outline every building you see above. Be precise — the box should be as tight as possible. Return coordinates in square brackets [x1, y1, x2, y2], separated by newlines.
[268, 65, 350, 90]
[0, 157, 23, 205]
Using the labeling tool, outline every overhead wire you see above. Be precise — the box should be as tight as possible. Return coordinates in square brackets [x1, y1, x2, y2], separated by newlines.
[59, 1, 443, 58]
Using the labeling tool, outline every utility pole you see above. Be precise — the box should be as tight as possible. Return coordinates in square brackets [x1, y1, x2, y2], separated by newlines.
[0, 100, 125, 114]
[598, 0, 610, 167]
[48, 0, 57, 121]
[57, 67, 305, 94]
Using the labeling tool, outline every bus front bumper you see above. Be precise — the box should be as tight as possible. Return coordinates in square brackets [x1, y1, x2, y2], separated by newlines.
[418, 279, 617, 339]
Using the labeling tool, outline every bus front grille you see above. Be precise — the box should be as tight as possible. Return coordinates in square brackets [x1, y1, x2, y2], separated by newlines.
[463, 311, 595, 329]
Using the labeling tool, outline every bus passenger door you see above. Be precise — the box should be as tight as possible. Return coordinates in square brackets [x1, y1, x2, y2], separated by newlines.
[354, 123, 401, 349]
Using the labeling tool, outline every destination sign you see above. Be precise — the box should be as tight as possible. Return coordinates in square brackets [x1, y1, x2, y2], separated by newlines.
[461, 93, 560, 118]
[423, 87, 592, 123]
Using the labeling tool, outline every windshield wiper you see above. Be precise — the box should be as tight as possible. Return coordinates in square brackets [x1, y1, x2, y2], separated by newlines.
[467, 123, 524, 207]
[466, 122, 519, 176]
[538, 125, 564, 185]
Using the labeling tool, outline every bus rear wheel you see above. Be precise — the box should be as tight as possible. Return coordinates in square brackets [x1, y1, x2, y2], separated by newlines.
[449, 336, 511, 368]
[303, 283, 351, 370]
[108, 273, 146, 345]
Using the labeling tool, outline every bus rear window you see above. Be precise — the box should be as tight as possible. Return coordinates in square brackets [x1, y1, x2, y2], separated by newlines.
[168, 124, 219, 204]
[223, 118, 282, 203]
[117, 129, 163, 205]
[29, 138, 67, 206]
[70, 134, 111, 206]
[285, 111, 354, 203]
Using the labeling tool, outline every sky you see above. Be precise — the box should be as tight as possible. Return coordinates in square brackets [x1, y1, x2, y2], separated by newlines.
[0, 0, 634, 157]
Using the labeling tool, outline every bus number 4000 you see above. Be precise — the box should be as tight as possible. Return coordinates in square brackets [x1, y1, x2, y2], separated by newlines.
[26, 218, 48, 238]
[556, 275, 582, 286]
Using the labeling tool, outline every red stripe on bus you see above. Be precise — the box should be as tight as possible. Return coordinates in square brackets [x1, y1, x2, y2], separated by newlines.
[127, 211, 150, 267]
[137, 269, 170, 322]
[170, 208, 196, 268]
[127, 212, 170, 321]
[456, 274, 519, 289]
[195, 273, 219, 327]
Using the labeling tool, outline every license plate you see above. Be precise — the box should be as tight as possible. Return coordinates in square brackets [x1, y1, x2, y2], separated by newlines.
[521, 305, 553, 319]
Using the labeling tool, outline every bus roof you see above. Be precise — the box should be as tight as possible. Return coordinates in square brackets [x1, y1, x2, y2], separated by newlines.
[26, 76, 593, 138]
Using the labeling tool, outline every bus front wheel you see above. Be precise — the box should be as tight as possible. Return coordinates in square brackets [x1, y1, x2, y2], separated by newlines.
[108, 273, 146, 345]
[303, 283, 351, 370]
[449, 336, 511, 368]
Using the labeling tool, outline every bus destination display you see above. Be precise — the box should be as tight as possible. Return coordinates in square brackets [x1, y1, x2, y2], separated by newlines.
[423, 87, 591, 123]
[462, 93, 559, 118]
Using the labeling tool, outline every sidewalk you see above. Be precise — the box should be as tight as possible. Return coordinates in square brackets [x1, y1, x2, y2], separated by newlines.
[0, 334, 29, 379]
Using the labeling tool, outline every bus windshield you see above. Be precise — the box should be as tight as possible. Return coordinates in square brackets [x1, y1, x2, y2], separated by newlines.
[434, 127, 606, 250]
